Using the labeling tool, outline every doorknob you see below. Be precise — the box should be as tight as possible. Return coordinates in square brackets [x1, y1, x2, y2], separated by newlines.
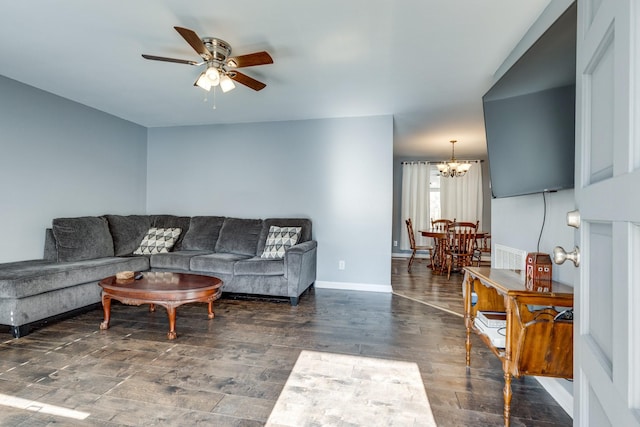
[553, 246, 580, 267]
[566, 210, 580, 228]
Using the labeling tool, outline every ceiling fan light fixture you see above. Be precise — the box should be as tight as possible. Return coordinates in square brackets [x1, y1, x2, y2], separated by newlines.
[205, 66, 220, 86]
[220, 75, 236, 93]
[142, 26, 273, 96]
[195, 72, 212, 91]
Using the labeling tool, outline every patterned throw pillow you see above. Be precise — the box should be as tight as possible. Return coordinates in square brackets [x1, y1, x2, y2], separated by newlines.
[133, 227, 182, 255]
[261, 226, 302, 259]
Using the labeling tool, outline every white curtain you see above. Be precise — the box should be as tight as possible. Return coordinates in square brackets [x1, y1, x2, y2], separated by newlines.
[400, 162, 431, 250]
[440, 161, 483, 230]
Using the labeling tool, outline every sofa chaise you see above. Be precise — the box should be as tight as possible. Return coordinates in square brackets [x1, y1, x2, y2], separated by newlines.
[0, 214, 317, 338]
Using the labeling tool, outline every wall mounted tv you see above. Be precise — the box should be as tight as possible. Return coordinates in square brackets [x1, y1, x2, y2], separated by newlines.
[483, 3, 576, 199]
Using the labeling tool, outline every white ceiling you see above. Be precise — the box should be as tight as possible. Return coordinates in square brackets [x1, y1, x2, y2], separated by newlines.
[0, 0, 550, 159]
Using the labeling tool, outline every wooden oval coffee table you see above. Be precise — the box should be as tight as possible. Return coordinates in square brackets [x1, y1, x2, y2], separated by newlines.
[98, 272, 223, 340]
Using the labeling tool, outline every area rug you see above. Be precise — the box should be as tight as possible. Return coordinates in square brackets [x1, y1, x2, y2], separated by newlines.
[266, 350, 437, 427]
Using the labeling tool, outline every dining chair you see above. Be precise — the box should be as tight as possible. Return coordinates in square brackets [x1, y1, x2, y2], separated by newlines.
[431, 218, 454, 231]
[405, 218, 434, 272]
[474, 233, 491, 266]
[443, 221, 479, 279]
[428, 218, 454, 272]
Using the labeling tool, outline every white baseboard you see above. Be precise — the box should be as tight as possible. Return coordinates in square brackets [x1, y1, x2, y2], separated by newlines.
[314, 281, 392, 293]
[392, 252, 431, 259]
[535, 377, 573, 418]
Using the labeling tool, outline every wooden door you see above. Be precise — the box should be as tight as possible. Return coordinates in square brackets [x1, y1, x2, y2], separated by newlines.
[573, 0, 640, 424]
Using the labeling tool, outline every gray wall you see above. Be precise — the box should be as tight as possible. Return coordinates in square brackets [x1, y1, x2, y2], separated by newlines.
[490, 0, 576, 285]
[492, 189, 575, 283]
[0, 72, 394, 289]
[488, 0, 576, 411]
[146, 116, 394, 288]
[0, 75, 148, 263]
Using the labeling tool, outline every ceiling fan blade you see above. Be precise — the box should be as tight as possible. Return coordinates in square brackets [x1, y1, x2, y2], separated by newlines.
[141, 54, 199, 65]
[228, 71, 267, 91]
[174, 26, 212, 61]
[227, 51, 273, 68]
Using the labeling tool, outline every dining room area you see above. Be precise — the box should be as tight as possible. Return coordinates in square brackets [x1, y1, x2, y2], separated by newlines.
[393, 216, 491, 318]
[391, 149, 492, 313]
[389, 155, 576, 426]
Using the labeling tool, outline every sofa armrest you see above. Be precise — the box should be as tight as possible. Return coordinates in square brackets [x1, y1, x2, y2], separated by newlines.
[284, 240, 317, 297]
[43, 228, 57, 261]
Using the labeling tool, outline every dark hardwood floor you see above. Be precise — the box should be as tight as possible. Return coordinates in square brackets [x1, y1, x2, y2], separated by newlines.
[0, 260, 572, 426]
[392, 257, 467, 317]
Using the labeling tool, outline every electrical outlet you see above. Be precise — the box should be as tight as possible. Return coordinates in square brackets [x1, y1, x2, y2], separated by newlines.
[393, 240, 398, 247]
[338, 260, 345, 270]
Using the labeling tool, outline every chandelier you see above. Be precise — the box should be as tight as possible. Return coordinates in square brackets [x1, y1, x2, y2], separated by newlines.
[437, 140, 472, 178]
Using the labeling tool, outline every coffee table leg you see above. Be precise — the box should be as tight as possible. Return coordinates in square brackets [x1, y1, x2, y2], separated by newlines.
[208, 301, 215, 319]
[149, 303, 156, 312]
[99, 294, 111, 330]
[166, 305, 177, 340]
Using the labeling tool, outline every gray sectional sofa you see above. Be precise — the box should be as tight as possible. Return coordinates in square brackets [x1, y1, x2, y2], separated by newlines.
[0, 215, 317, 338]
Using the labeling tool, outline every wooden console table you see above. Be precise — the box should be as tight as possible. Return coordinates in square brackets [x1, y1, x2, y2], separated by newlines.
[463, 267, 574, 427]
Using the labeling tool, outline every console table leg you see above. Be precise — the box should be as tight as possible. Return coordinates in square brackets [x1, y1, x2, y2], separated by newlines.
[503, 372, 512, 427]
[166, 306, 177, 340]
[465, 328, 472, 367]
[464, 274, 473, 367]
[99, 294, 111, 330]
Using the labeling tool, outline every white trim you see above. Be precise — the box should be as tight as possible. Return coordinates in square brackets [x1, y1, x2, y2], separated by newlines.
[535, 377, 573, 418]
[314, 281, 392, 293]
[391, 252, 431, 259]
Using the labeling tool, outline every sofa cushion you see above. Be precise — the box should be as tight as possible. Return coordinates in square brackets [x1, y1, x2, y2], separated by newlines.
[256, 218, 312, 255]
[133, 227, 182, 255]
[234, 257, 285, 276]
[181, 216, 226, 251]
[150, 250, 212, 270]
[190, 252, 252, 275]
[0, 256, 150, 299]
[215, 218, 263, 256]
[150, 215, 191, 250]
[261, 226, 302, 259]
[105, 215, 151, 256]
[52, 216, 114, 262]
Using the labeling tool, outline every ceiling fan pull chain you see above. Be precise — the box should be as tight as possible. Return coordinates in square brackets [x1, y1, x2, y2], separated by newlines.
[212, 86, 217, 110]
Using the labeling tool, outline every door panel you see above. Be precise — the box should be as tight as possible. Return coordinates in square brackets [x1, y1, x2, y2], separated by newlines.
[586, 37, 614, 183]
[588, 385, 611, 427]
[575, 0, 640, 425]
[632, 223, 640, 408]
[585, 222, 612, 367]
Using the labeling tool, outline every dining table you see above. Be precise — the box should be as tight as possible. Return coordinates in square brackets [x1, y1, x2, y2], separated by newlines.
[420, 229, 488, 274]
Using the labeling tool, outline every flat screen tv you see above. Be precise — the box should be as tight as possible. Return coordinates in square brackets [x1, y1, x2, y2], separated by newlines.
[483, 3, 576, 199]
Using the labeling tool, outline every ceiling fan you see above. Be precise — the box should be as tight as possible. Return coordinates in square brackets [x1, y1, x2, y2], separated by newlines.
[142, 26, 273, 92]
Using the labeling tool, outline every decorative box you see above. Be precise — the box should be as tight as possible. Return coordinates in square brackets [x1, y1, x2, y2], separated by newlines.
[525, 252, 552, 292]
